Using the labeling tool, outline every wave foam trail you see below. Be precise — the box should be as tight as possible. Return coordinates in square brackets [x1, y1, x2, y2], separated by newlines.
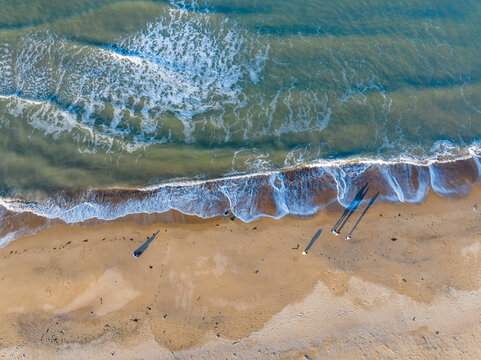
[0, 43, 14, 93]
[429, 156, 481, 198]
[1, 154, 481, 247]
[0, 7, 265, 150]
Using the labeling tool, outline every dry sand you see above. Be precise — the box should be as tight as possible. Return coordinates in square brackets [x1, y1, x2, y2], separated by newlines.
[1, 186, 481, 359]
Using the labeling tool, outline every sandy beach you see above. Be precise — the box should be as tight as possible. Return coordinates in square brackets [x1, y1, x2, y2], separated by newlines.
[1, 186, 481, 359]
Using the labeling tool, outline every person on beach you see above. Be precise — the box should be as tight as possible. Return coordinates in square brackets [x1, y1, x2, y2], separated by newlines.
[133, 230, 159, 258]
[331, 183, 369, 236]
[344, 192, 379, 241]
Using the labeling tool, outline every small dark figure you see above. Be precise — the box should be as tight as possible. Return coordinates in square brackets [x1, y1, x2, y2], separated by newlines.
[331, 183, 369, 235]
[133, 230, 160, 258]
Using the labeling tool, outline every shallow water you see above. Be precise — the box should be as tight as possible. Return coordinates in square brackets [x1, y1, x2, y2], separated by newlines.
[1, 0, 481, 244]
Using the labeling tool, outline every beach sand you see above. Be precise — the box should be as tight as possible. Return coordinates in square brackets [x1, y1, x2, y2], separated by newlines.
[1, 186, 481, 359]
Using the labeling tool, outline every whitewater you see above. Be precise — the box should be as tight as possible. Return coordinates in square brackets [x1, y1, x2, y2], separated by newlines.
[1, 0, 481, 246]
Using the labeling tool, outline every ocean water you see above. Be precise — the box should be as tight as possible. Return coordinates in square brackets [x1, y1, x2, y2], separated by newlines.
[1, 0, 481, 245]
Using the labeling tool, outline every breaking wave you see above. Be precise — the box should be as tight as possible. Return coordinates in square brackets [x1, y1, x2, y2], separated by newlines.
[1, 150, 480, 247]
[2, 1, 481, 248]
[0, 6, 267, 151]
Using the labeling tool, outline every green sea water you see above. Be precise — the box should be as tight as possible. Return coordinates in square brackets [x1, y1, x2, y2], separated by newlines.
[1, 0, 481, 196]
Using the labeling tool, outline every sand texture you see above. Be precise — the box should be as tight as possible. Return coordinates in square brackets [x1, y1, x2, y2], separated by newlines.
[1, 187, 481, 359]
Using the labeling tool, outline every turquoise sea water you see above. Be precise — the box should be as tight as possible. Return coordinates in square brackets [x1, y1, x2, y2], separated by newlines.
[1, 0, 481, 244]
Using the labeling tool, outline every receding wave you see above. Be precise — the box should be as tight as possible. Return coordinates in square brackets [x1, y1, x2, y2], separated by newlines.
[1, 151, 480, 247]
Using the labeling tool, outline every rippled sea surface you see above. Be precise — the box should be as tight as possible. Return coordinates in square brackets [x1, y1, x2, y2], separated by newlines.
[1, 0, 481, 243]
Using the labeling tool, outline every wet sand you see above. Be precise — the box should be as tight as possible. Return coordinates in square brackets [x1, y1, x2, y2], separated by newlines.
[1, 186, 481, 359]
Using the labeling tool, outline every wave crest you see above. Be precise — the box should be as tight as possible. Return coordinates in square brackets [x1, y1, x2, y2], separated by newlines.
[1, 154, 480, 247]
[0, 7, 266, 150]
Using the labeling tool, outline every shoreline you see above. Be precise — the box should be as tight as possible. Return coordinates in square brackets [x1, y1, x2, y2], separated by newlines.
[1, 152, 480, 248]
[1, 184, 481, 358]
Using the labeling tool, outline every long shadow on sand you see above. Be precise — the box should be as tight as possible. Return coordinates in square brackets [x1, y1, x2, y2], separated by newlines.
[331, 183, 369, 235]
[302, 229, 322, 255]
[133, 230, 160, 258]
[345, 192, 379, 240]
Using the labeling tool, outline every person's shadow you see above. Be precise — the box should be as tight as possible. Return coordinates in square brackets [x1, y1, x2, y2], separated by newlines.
[302, 229, 322, 255]
[133, 230, 160, 258]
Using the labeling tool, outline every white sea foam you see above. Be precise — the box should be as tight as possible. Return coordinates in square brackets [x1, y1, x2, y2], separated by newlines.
[0, 229, 21, 248]
[1, 2, 481, 247]
[0, 6, 266, 151]
[169, 0, 212, 12]
[0, 43, 14, 93]
[0, 148, 480, 248]
[1, 145, 480, 224]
